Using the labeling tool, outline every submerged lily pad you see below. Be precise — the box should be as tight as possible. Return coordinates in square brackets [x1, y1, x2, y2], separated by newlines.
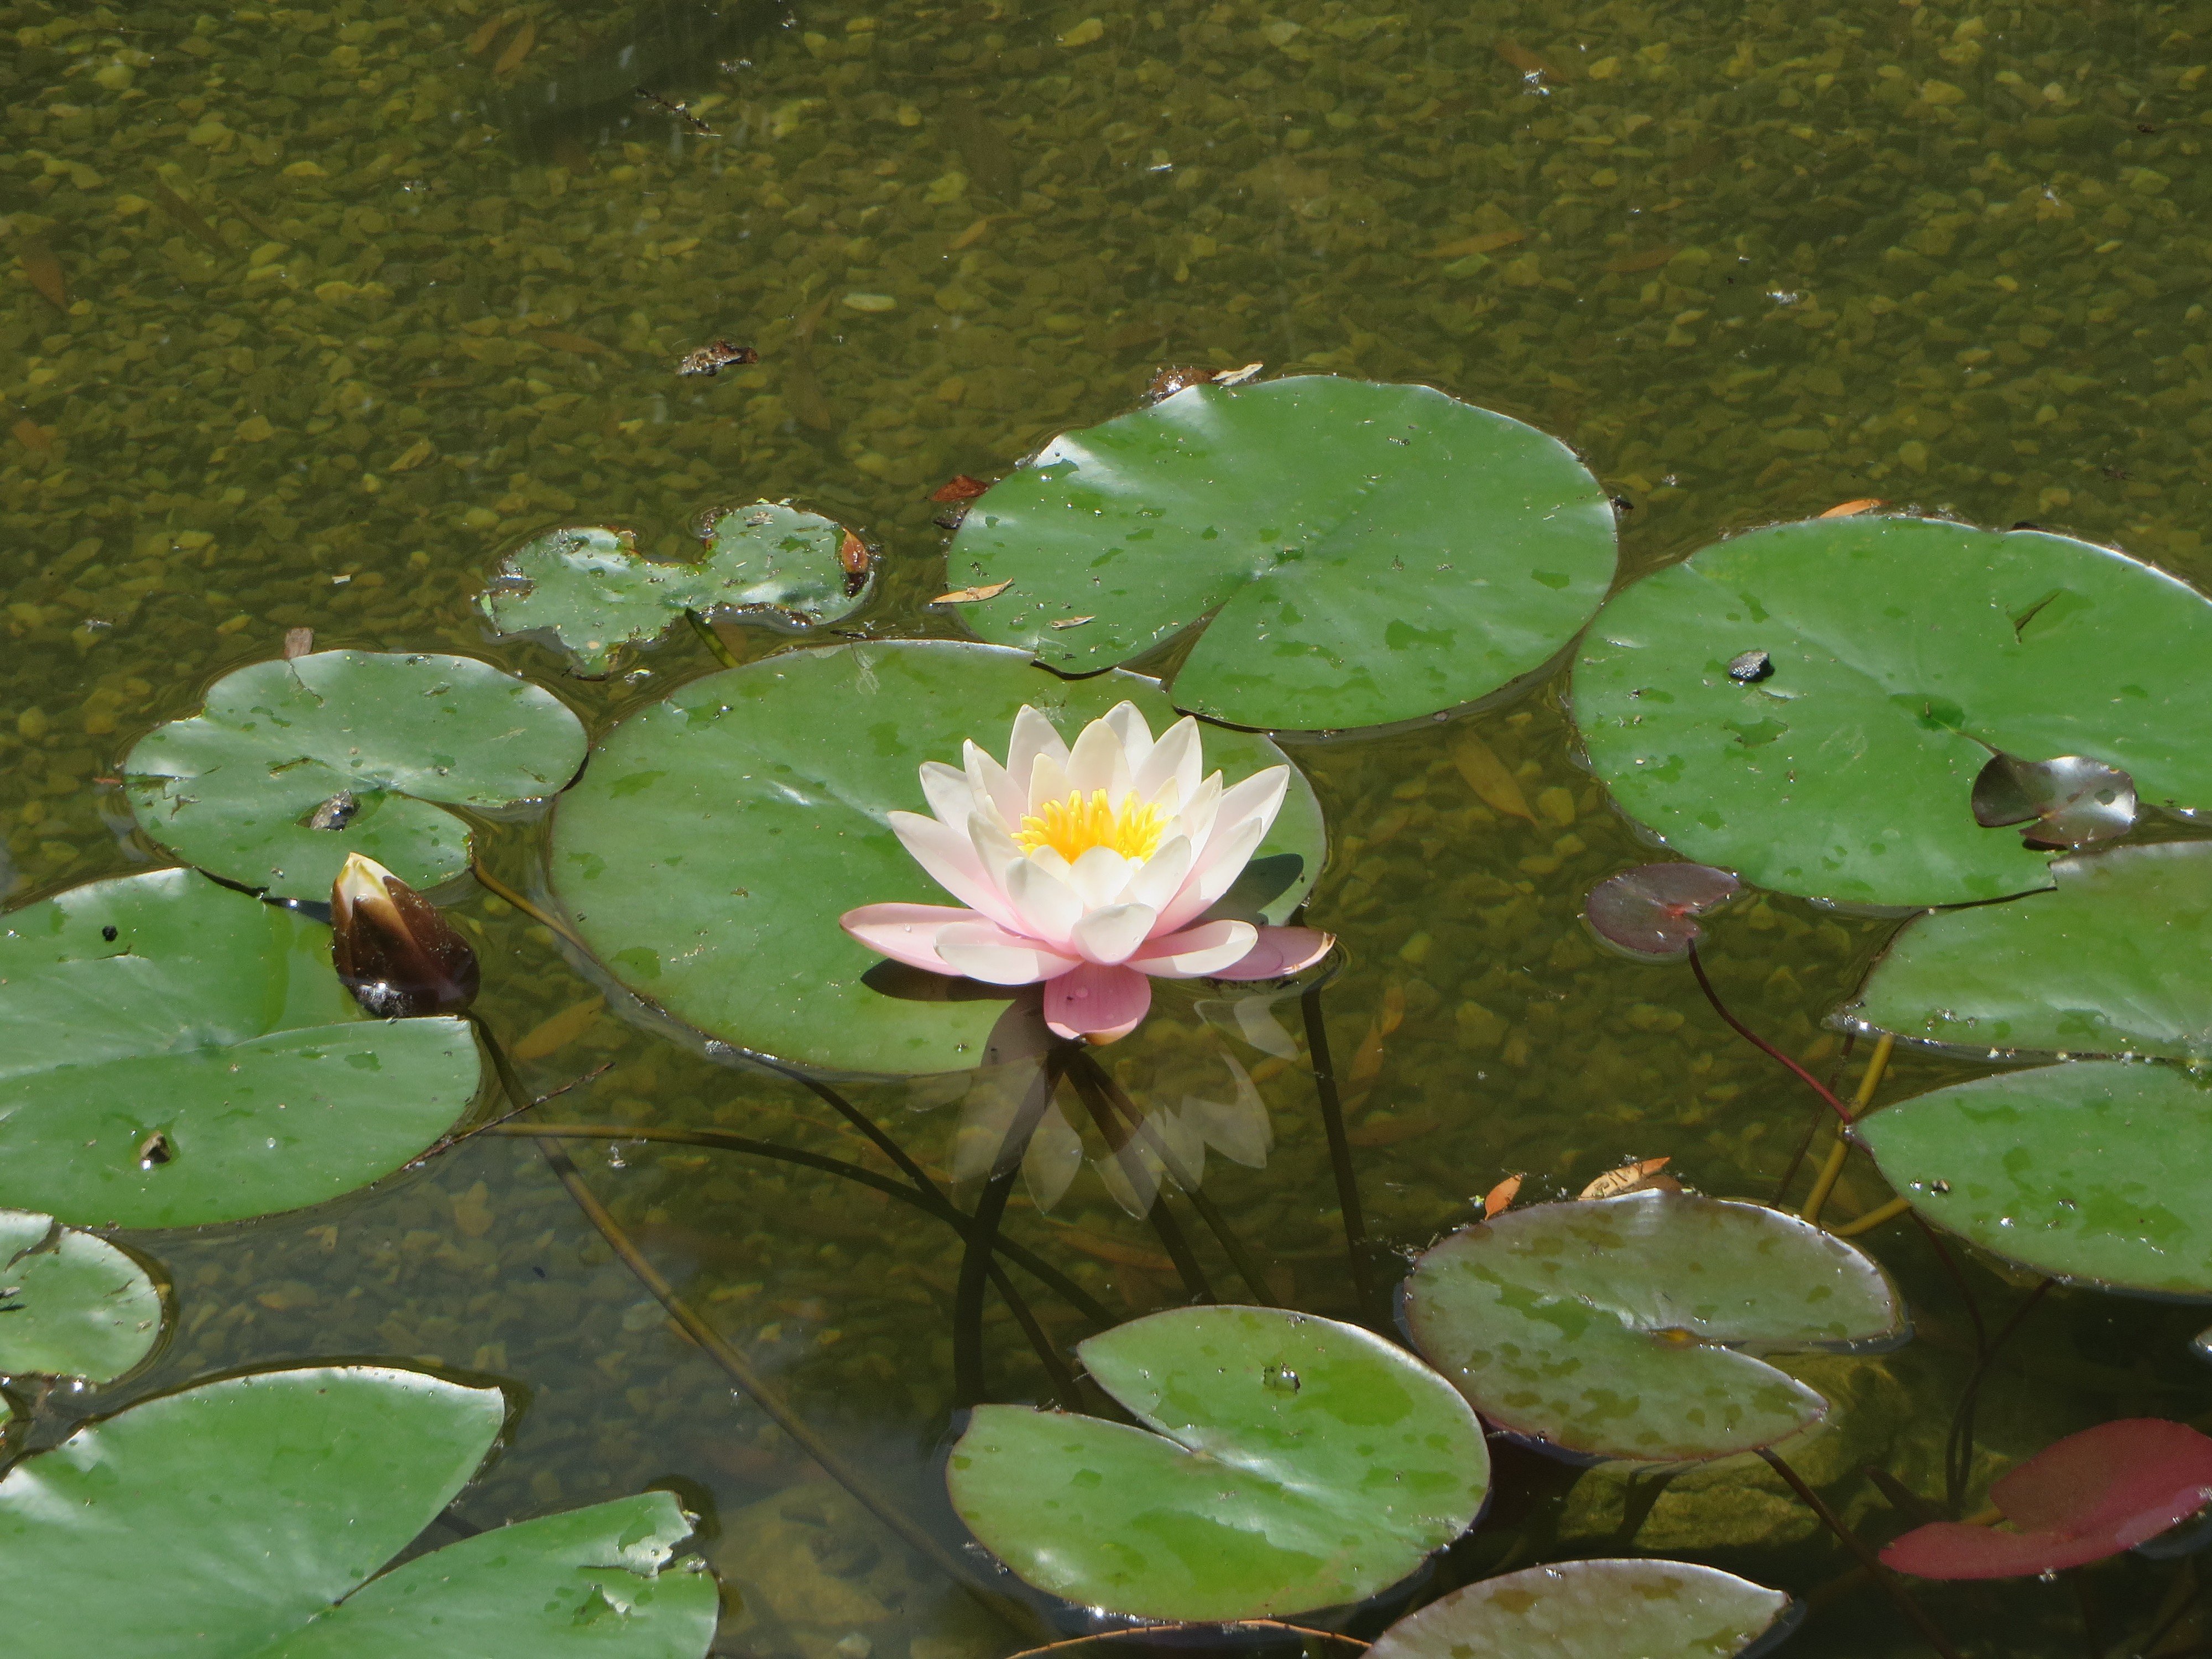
[550, 640, 1324, 1075]
[1858, 1061, 2212, 1295]
[945, 1305, 1489, 1622]
[1572, 515, 2212, 906]
[1883, 1418, 2212, 1579]
[0, 870, 481, 1228]
[0, 1209, 163, 1384]
[480, 503, 873, 676]
[950, 376, 1616, 732]
[126, 650, 587, 896]
[1848, 842, 2212, 1061]
[1585, 863, 1740, 960]
[1364, 1559, 1793, 1659]
[1403, 1192, 1906, 1462]
[0, 1366, 716, 1658]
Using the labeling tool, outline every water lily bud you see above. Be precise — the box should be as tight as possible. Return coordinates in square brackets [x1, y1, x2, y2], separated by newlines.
[330, 852, 479, 1018]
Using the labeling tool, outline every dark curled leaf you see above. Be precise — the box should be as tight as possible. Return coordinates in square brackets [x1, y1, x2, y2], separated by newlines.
[1883, 1419, 2212, 1579]
[1585, 863, 1740, 960]
[1971, 752, 2136, 849]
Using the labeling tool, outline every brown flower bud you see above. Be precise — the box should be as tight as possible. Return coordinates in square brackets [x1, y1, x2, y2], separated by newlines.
[330, 853, 480, 1018]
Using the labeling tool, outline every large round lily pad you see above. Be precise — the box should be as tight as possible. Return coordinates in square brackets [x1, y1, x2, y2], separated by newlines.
[1365, 1559, 1794, 1659]
[1849, 842, 2212, 1061]
[0, 870, 481, 1228]
[946, 1304, 1489, 1622]
[1859, 1062, 2212, 1296]
[479, 503, 872, 677]
[1404, 1192, 1907, 1462]
[0, 1209, 163, 1384]
[949, 376, 1616, 733]
[126, 650, 587, 896]
[1572, 515, 2212, 906]
[0, 1366, 716, 1658]
[550, 640, 1325, 1076]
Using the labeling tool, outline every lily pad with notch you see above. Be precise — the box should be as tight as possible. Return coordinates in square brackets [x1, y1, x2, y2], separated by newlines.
[945, 1304, 1490, 1622]
[1364, 1558, 1795, 1659]
[1971, 751, 2136, 850]
[0, 1365, 718, 1657]
[126, 650, 586, 896]
[1585, 862, 1740, 960]
[478, 503, 874, 677]
[549, 640, 1324, 1076]
[1857, 1061, 2212, 1296]
[1403, 1191, 1907, 1462]
[0, 1208, 164, 1385]
[0, 869, 482, 1229]
[1846, 842, 2212, 1060]
[950, 375, 1616, 733]
[1572, 515, 2212, 906]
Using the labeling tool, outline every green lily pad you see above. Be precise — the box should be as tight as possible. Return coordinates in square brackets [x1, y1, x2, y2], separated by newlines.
[0, 1366, 716, 1659]
[1858, 1062, 2212, 1296]
[1403, 1192, 1906, 1463]
[0, 870, 481, 1228]
[126, 650, 587, 896]
[0, 1209, 163, 1384]
[1849, 842, 2212, 1061]
[949, 375, 1615, 733]
[1365, 1559, 1793, 1659]
[480, 503, 872, 677]
[1571, 515, 2212, 906]
[550, 640, 1325, 1075]
[945, 1305, 1489, 1622]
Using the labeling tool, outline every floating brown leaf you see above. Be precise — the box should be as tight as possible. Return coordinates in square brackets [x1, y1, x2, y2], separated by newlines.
[1820, 498, 1884, 518]
[1480, 1173, 1524, 1218]
[1578, 1156, 1676, 1201]
[932, 580, 1012, 604]
[837, 530, 873, 598]
[931, 474, 990, 504]
[675, 339, 757, 377]
[283, 628, 315, 660]
[1047, 615, 1094, 629]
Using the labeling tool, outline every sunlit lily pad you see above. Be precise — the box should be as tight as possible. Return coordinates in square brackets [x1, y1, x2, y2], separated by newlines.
[1883, 1418, 2212, 1579]
[0, 870, 481, 1228]
[1848, 842, 2212, 1061]
[1572, 515, 2212, 906]
[1584, 862, 1739, 960]
[1365, 1559, 1794, 1659]
[946, 1305, 1489, 1621]
[950, 375, 1616, 732]
[126, 650, 587, 896]
[479, 503, 872, 676]
[0, 1209, 163, 1384]
[1971, 752, 2136, 851]
[1403, 1192, 1906, 1462]
[0, 1366, 717, 1658]
[1858, 1061, 2212, 1295]
[550, 640, 1324, 1076]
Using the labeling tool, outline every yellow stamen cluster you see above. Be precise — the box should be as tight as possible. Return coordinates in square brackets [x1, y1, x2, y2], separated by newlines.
[1015, 789, 1167, 863]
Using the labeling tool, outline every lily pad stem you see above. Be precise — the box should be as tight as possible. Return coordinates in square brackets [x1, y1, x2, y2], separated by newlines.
[682, 607, 742, 669]
[1804, 1032, 1896, 1225]
[1685, 941, 1853, 1124]
[1299, 976, 1376, 1320]
[1945, 1277, 2053, 1516]
[1066, 1048, 1279, 1306]
[1757, 1447, 1961, 1659]
[1062, 1056, 1215, 1305]
[468, 857, 586, 951]
[956, 1044, 1075, 1407]
[1831, 1194, 1914, 1238]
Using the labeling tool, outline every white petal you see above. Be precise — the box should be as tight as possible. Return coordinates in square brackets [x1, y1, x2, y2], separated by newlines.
[968, 809, 1024, 873]
[1071, 901, 1158, 965]
[1157, 816, 1267, 934]
[1067, 845, 1135, 910]
[1026, 752, 1072, 817]
[1207, 765, 1290, 848]
[1133, 717, 1201, 806]
[919, 761, 977, 830]
[1124, 835, 1193, 913]
[936, 921, 1080, 985]
[963, 740, 1026, 828]
[1100, 701, 1156, 770]
[1173, 773, 1224, 848]
[1004, 856, 1082, 947]
[889, 811, 1021, 929]
[1065, 713, 1131, 799]
[1006, 705, 1067, 782]
[1129, 917, 1259, 978]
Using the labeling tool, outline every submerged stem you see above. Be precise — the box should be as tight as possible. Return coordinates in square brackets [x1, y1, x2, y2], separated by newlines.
[1299, 976, 1376, 1320]
[1945, 1277, 2053, 1516]
[682, 606, 742, 669]
[1685, 941, 1853, 1125]
[955, 1045, 1073, 1406]
[1803, 1032, 1897, 1225]
[1063, 1057, 1215, 1305]
[1758, 1447, 1962, 1659]
[468, 857, 587, 950]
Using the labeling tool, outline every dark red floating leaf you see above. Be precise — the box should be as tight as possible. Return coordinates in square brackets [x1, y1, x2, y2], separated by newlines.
[1971, 752, 2136, 851]
[931, 474, 990, 504]
[1882, 1419, 2212, 1580]
[1584, 863, 1740, 961]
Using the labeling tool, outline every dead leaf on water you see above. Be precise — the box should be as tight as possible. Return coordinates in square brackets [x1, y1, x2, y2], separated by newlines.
[1452, 734, 1535, 821]
[1426, 229, 1524, 258]
[932, 580, 1011, 604]
[1820, 497, 1884, 518]
[1047, 615, 1094, 629]
[17, 242, 66, 310]
[514, 994, 606, 1061]
[837, 530, 873, 597]
[1480, 1173, 1524, 1218]
[675, 339, 757, 376]
[931, 474, 990, 503]
[283, 627, 315, 660]
[493, 19, 536, 75]
[1605, 246, 1678, 274]
[1578, 1156, 1679, 1201]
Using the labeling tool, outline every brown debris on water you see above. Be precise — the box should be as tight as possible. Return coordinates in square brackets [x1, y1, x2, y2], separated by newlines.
[676, 340, 758, 377]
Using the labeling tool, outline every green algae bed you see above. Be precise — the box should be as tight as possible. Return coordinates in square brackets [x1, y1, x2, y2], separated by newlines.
[4, 1, 2211, 1655]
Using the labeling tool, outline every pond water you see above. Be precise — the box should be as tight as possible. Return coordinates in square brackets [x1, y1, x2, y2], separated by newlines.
[4, 0, 2211, 1653]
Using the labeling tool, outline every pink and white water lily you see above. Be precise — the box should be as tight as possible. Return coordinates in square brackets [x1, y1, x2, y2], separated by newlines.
[841, 703, 1332, 1042]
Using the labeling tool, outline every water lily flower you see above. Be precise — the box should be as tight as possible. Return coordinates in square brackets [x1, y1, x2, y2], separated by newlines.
[330, 852, 481, 1018]
[841, 703, 1332, 1042]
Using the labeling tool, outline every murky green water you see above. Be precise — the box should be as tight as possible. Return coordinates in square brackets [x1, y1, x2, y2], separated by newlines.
[7, 0, 2211, 1652]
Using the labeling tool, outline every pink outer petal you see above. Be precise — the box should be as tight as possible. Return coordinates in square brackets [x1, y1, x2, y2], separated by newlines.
[888, 811, 1022, 932]
[1126, 919, 1259, 978]
[1044, 963, 1152, 1042]
[1206, 926, 1335, 981]
[840, 903, 978, 974]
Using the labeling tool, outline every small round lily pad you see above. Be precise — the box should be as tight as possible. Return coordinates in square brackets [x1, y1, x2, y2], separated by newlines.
[0, 1209, 163, 1384]
[1365, 1559, 1794, 1659]
[950, 375, 1616, 733]
[1585, 863, 1740, 960]
[1404, 1192, 1907, 1462]
[126, 649, 586, 896]
[1858, 1061, 2212, 1296]
[946, 1305, 1489, 1621]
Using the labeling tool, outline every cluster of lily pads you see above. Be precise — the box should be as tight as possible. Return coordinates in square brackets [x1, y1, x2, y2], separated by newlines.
[7, 372, 2212, 1656]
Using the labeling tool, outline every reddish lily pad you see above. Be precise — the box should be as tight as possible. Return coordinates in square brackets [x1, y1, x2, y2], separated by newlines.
[1882, 1419, 2212, 1579]
[1584, 863, 1740, 961]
